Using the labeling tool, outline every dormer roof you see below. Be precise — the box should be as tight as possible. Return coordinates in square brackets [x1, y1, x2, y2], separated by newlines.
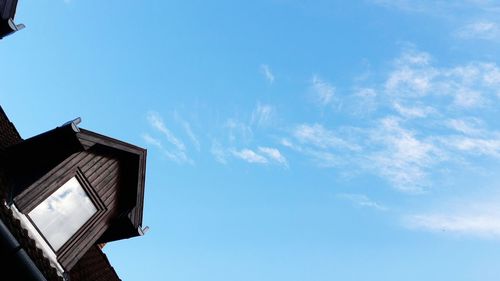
[2, 121, 147, 242]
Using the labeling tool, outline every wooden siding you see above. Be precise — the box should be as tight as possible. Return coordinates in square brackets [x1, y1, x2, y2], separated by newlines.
[61, 149, 122, 270]
[14, 147, 124, 270]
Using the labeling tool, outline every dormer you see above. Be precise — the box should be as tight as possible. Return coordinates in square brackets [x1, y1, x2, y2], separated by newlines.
[1, 119, 146, 275]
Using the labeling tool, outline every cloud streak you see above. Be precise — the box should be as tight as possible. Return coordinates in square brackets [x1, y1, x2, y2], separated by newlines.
[258, 147, 288, 167]
[311, 75, 335, 106]
[231, 148, 268, 164]
[174, 111, 201, 151]
[145, 111, 192, 164]
[251, 103, 274, 127]
[142, 133, 191, 164]
[293, 124, 360, 151]
[367, 117, 441, 192]
[229, 147, 288, 166]
[456, 21, 500, 40]
[210, 144, 288, 167]
[147, 111, 186, 151]
[280, 48, 500, 191]
[260, 64, 275, 83]
[407, 214, 500, 238]
[372, 0, 500, 44]
[211, 140, 228, 164]
[405, 200, 500, 239]
[225, 118, 253, 143]
[337, 193, 388, 211]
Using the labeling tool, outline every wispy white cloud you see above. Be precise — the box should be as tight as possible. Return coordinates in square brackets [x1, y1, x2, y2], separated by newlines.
[453, 88, 484, 108]
[311, 75, 335, 106]
[213, 106, 283, 166]
[147, 111, 186, 151]
[372, 0, 500, 27]
[393, 102, 435, 118]
[280, 48, 500, 191]
[260, 64, 275, 84]
[307, 150, 339, 168]
[349, 88, 378, 115]
[251, 103, 274, 127]
[482, 63, 500, 86]
[225, 118, 253, 143]
[293, 124, 360, 151]
[281, 138, 300, 150]
[441, 135, 500, 158]
[337, 193, 388, 211]
[385, 54, 434, 97]
[445, 118, 484, 136]
[456, 21, 500, 40]
[372, 0, 500, 45]
[258, 147, 288, 167]
[362, 49, 500, 190]
[385, 50, 500, 109]
[209, 141, 289, 167]
[396, 49, 432, 66]
[211, 140, 228, 164]
[142, 133, 192, 164]
[280, 138, 339, 168]
[405, 200, 500, 239]
[183, 47, 500, 191]
[408, 214, 500, 238]
[174, 111, 201, 151]
[184, 122, 201, 151]
[368, 117, 441, 192]
[146, 111, 193, 164]
[228, 146, 288, 166]
[142, 133, 163, 149]
[231, 148, 268, 164]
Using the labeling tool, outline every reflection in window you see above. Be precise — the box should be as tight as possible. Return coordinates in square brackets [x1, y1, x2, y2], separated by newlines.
[28, 177, 97, 251]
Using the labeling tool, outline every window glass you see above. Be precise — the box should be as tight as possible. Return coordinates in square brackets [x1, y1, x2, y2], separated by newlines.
[28, 177, 97, 251]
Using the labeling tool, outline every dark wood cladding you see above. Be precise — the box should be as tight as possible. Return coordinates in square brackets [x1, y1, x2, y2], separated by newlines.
[6, 124, 146, 272]
[78, 129, 146, 231]
[69, 245, 121, 281]
[14, 146, 125, 270]
[1, 108, 146, 279]
[62, 149, 123, 270]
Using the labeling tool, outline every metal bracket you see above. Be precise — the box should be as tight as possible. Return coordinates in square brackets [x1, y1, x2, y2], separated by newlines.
[0, 18, 24, 39]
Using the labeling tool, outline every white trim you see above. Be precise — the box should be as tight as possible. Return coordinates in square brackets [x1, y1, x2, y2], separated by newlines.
[8, 203, 66, 277]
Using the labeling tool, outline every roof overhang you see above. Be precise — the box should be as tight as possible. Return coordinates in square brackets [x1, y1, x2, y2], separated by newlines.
[76, 128, 147, 241]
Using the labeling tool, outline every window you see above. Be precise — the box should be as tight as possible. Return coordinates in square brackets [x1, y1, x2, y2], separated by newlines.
[28, 177, 97, 251]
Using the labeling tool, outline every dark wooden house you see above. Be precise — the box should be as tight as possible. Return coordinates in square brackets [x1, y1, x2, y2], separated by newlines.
[0, 106, 147, 280]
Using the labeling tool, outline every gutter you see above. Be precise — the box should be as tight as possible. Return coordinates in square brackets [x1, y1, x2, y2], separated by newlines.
[0, 219, 47, 281]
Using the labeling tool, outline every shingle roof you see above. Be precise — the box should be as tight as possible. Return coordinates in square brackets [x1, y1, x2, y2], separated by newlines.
[69, 245, 122, 281]
[0, 106, 22, 150]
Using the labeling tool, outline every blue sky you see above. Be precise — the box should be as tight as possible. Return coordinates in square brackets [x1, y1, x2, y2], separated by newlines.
[3, 0, 500, 280]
